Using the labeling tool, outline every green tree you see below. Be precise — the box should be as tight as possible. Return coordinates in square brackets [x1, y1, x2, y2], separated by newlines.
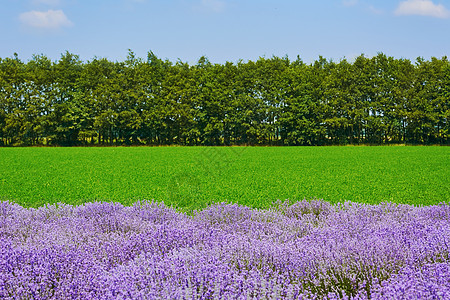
[0, 54, 27, 145]
[1, 51, 448, 146]
[47, 51, 83, 145]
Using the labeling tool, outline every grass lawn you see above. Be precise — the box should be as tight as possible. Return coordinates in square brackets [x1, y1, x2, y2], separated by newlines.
[0, 146, 448, 209]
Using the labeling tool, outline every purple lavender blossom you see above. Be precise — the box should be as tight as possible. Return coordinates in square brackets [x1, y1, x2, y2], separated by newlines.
[1, 199, 449, 299]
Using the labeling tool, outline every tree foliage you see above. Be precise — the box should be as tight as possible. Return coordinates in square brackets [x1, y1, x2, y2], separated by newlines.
[0, 51, 448, 146]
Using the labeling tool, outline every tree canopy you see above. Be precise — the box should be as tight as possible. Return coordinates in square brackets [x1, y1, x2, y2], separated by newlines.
[0, 51, 448, 146]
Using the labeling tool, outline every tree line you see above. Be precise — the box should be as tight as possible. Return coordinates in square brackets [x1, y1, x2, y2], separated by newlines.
[0, 51, 448, 146]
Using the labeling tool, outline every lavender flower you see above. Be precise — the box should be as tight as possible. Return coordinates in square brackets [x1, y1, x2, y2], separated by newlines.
[1, 199, 449, 299]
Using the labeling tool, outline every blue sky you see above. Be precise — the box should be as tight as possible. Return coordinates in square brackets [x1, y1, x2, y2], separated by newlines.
[1, 0, 449, 64]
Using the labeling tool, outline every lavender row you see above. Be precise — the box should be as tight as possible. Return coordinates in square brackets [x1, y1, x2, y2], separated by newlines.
[1, 199, 449, 299]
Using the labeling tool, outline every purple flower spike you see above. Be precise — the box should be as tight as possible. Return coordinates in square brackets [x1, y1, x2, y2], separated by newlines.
[1, 199, 449, 299]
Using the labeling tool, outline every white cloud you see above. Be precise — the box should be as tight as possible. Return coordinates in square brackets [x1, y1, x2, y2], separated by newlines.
[369, 5, 384, 15]
[201, 0, 225, 12]
[343, 0, 358, 7]
[19, 9, 73, 29]
[395, 0, 450, 18]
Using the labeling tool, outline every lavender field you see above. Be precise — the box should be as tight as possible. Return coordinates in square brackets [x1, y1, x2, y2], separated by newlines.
[1, 199, 449, 299]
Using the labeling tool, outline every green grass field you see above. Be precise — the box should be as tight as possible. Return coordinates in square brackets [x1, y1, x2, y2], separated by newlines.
[0, 146, 448, 210]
